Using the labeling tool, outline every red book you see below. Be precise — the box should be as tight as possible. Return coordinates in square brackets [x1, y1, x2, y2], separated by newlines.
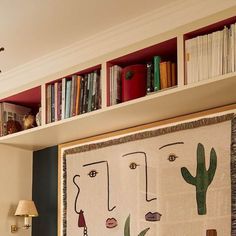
[121, 64, 147, 102]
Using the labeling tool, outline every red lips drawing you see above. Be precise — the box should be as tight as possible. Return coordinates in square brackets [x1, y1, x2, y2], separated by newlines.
[106, 218, 118, 228]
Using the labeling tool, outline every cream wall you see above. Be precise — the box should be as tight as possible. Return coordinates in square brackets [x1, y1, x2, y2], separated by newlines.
[0, 144, 32, 236]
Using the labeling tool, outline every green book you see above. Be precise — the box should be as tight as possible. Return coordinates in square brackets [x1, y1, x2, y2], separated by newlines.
[153, 56, 161, 91]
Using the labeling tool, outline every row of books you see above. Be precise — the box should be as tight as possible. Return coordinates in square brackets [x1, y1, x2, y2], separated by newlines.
[46, 70, 101, 124]
[0, 102, 31, 136]
[185, 22, 236, 84]
[147, 56, 177, 93]
[109, 58, 177, 106]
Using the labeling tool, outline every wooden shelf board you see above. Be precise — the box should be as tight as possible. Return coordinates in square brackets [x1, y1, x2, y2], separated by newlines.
[0, 73, 235, 151]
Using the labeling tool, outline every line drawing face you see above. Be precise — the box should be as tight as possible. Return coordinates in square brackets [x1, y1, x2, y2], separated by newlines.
[83, 160, 116, 212]
[122, 151, 157, 202]
[122, 151, 162, 222]
[73, 160, 118, 233]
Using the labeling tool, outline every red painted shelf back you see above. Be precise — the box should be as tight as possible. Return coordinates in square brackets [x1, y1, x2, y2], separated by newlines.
[0, 86, 41, 108]
[184, 16, 236, 40]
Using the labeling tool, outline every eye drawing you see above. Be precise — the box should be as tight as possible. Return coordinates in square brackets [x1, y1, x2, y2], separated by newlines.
[129, 162, 139, 170]
[167, 154, 178, 162]
[88, 170, 98, 177]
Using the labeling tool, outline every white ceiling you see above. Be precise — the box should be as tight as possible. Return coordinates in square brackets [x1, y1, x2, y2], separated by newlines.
[0, 0, 178, 73]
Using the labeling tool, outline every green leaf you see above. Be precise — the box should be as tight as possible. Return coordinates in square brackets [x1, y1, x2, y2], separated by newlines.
[138, 227, 150, 236]
[124, 215, 131, 236]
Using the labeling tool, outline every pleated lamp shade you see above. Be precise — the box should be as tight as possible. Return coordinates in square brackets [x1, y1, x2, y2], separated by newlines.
[15, 200, 38, 217]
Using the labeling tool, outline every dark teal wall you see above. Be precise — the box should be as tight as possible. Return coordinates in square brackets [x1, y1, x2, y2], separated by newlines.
[32, 146, 58, 236]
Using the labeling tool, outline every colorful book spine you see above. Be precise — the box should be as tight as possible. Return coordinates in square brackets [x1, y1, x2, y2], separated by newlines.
[65, 80, 72, 119]
[46, 84, 51, 123]
[61, 78, 66, 120]
[86, 73, 91, 112]
[51, 84, 55, 122]
[82, 75, 88, 114]
[75, 76, 81, 115]
[54, 82, 58, 122]
[153, 56, 161, 91]
[57, 82, 62, 121]
[146, 62, 153, 93]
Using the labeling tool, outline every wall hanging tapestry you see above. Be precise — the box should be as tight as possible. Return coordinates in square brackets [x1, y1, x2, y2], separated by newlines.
[59, 113, 236, 236]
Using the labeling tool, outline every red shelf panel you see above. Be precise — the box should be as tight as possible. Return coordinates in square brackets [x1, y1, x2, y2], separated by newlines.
[0, 86, 41, 108]
[184, 16, 236, 40]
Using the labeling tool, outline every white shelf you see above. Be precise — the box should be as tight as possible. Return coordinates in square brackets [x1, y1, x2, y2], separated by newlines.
[0, 72, 235, 151]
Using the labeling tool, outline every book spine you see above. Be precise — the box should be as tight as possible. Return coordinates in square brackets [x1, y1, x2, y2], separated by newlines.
[72, 75, 78, 116]
[51, 84, 55, 122]
[95, 72, 101, 110]
[160, 62, 168, 89]
[70, 76, 75, 117]
[79, 77, 85, 114]
[167, 61, 172, 87]
[87, 73, 93, 112]
[171, 62, 177, 86]
[146, 62, 153, 93]
[82, 75, 88, 114]
[54, 82, 58, 122]
[75, 76, 81, 115]
[61, 78, 66, 120]
[91, 72, 97, 111]
[57, 82, 62, 121]
[153, 56, 161, 91]
[65, 80, 71, 119]
[46, 84, 51, 124]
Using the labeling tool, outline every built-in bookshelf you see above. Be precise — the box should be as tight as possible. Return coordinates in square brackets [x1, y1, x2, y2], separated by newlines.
[107, 37, 177, 106]
[0, 9, 235, 150]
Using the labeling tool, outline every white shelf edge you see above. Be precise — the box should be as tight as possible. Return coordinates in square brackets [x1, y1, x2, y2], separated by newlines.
[0, 72, 235, 151]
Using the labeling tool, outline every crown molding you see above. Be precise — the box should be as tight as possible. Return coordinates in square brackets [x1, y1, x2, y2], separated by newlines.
[0, 0, 235, 94]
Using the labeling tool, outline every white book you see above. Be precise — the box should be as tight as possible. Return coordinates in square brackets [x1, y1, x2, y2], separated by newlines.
[54, 82, 58, 122]
[223, 26, 229, 74]
[197, 36, 203, 81]
[230, 24, 235, 73]
[218, 29, 223, 76]
[191, 37, 198, 83]
[202, 35, 208, 80]
[211, 31, 218, 77]
[61, 78, 66, 120]
[185, 39, 192, 84]
[207, 33, 212, 79]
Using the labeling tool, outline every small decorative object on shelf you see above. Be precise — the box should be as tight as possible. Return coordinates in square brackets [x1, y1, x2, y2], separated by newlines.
[122, 64, 147, 102]
[36, 107, 42, 126]
[6, 120, 22, 134]
[23, 114, 36, 130]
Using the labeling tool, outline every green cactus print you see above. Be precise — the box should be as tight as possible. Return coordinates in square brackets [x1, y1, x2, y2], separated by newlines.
[181, 143, 217, 215]
[124, 215, 150, 236]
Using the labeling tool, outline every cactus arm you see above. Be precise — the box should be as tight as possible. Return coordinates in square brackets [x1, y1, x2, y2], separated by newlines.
[181, 167, 196, 186]
[207, 148, 217, 185]
[124, 215, 130, 236]
[197, 143, 206, 174]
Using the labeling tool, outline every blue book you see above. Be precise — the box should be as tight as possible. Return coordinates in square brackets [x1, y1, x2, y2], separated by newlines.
[65, 80, 72, 119]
